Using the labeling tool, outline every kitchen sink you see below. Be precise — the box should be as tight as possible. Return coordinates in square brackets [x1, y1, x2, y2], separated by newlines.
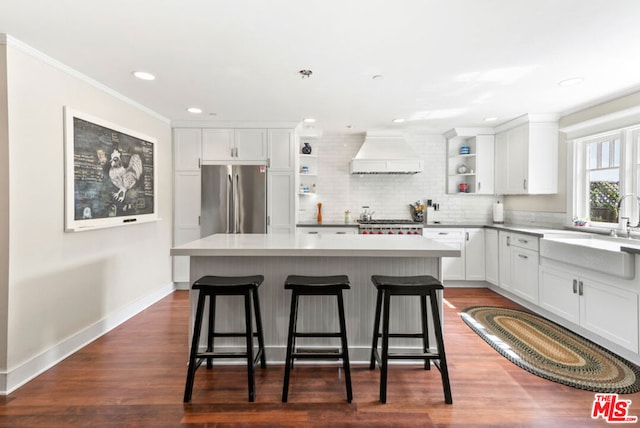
[540, 234, 636, 279]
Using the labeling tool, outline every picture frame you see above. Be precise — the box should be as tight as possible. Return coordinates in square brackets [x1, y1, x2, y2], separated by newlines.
[64, 107, 158, 232]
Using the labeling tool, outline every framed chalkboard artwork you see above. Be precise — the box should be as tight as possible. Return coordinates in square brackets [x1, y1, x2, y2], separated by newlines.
[64, 107, 158, 232]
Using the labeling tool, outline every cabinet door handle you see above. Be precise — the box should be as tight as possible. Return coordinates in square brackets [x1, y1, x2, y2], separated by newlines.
[518, 254, 528, 259]
[523, 179, 527, 190]
[578, 280, 584, 296]
[235, 147, 239, 158]
[478, 182, 481, 191]
[506, 236, 511, 246]
[465, 232, 469, 241]
[572, 279, 577, 294]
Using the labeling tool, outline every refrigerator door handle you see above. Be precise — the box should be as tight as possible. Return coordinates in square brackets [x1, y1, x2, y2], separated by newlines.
[227, 173, 233, 233]
[235, 173, 240, 233]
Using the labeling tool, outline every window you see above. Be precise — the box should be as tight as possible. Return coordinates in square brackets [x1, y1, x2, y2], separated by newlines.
[572, 127, 640, 228]
[586, 137, 620, 223]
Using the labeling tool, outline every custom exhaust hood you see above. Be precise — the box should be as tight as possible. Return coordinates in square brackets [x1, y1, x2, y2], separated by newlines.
[350, 131, 424, 174]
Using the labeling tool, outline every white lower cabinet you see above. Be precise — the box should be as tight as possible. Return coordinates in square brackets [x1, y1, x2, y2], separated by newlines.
[423, 228, 484, 281]
[484, 228, 499, 285]
[498, 231, 539, 304]
[268, 171, 294, 234]
[540, 264, 639, 353]
[510, 247, 539, 304]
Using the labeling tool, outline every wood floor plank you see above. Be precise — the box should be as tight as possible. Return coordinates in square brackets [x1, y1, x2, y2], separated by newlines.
[1, 287, 638, 426]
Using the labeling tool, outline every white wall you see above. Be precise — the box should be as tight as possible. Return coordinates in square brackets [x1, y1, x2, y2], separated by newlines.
[0, 44, 9, 373]
[2, 38, 173, 392]
[299, 133, 499, 224]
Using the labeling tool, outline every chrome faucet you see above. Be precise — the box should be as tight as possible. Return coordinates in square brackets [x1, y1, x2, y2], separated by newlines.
[616, 194, 640, 227]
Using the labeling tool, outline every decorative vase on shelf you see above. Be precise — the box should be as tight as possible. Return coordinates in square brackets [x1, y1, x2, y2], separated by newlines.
[457, 164, 468, 174]
[317, 202, 322, 224]
[302, 142, 312, 155]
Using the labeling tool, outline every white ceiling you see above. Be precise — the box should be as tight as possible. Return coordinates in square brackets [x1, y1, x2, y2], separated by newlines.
[2, 0, 640, 134]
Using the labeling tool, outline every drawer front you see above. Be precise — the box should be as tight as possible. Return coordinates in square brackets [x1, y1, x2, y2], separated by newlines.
[423, 228, 465, 240]
[509, 232, 539, 251]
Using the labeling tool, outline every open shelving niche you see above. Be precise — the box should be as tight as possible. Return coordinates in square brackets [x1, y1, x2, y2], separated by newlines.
[296, 136, 321, 223]
[444, 128, 495, 195]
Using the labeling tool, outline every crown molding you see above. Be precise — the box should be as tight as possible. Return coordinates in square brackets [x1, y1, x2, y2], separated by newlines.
[170, 120, 300, 129]
[559, 105, 640, 140]
[0, 33, 169, 124]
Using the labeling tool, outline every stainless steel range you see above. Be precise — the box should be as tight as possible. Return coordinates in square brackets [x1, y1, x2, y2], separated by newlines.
[358, 219, 424, 235]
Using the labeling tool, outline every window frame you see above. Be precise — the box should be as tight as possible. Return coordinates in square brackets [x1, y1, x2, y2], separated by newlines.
[573, 129, 628, 229]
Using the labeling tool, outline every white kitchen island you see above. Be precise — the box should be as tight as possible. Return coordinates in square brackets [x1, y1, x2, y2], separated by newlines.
[171, 233, 460, 362]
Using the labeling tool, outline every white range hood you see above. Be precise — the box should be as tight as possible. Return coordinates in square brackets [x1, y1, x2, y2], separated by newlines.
[350, 131, 423, 174]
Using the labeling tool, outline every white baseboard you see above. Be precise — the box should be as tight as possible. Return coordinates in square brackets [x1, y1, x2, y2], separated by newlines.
[0, 282, 176, 395]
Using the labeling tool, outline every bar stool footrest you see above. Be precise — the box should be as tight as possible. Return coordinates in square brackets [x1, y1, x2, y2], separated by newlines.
[294, 332, 342, 338]
[212, 332, 261, 338]
[376, 333, 426, 339]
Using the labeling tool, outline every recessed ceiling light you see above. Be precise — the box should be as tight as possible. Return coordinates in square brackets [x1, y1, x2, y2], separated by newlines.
[303, 117, 316, 123]
[132, 71, 156, 81]
[484, 117, 498, 122]
[558, 77, 584, 87]
[187, 107, 203, 114]
[392, 118, 405, 123]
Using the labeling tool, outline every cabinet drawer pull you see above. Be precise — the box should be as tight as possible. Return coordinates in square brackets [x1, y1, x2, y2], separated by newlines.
[336, 231, 346, 234]
[438, 232, 448, 235]
[308, 231, 319, 234]
[578, 280, 584, 296]
[518, 239, 528, 244]
[572, 279, 577, 294]
[518, 254, 528, 259]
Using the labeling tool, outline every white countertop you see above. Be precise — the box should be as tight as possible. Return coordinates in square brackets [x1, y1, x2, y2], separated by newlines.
[171, 233, 461, 258]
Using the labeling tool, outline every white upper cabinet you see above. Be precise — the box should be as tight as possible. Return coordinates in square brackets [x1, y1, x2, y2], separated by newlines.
[202, 129, 234, 161]
[235, 129, 267, 161]
[202, 128, 267, 163]
[494, 115, 559, 195]
[267, 129, 294, 170]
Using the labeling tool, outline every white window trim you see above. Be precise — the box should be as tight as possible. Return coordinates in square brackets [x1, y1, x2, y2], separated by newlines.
[570, 129, 629, 230]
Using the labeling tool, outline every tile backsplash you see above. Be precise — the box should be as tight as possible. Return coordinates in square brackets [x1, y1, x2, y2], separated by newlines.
[298, 133, 501, 224]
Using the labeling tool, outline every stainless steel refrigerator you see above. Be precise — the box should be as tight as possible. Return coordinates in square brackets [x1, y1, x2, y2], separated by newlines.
[201, 165, 267, 236]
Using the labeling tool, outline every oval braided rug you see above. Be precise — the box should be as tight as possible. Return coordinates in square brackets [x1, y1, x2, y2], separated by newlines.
[461, 306, 640, 393]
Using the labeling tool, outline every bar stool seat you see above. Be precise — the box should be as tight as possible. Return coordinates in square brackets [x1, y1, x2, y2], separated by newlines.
[282, 275, 353, 403]
[183, 275, 266, 403]
[369, 275, 452, 404]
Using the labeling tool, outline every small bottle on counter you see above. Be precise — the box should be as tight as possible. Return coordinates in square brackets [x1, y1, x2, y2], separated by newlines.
[317, 202, 323, 224]
[344, 210, 351, 224]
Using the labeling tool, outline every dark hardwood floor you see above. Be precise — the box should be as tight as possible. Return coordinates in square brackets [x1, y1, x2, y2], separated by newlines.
[1, 288, 636, 427]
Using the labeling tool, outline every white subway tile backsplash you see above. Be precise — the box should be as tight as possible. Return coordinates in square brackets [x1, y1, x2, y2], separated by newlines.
[298, 133, 501, 224]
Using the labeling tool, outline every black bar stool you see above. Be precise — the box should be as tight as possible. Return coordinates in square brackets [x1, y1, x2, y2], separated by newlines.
[183, 275, 266, 403]
[369, 275, 452, 404]
[282, 275, 353, 403]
